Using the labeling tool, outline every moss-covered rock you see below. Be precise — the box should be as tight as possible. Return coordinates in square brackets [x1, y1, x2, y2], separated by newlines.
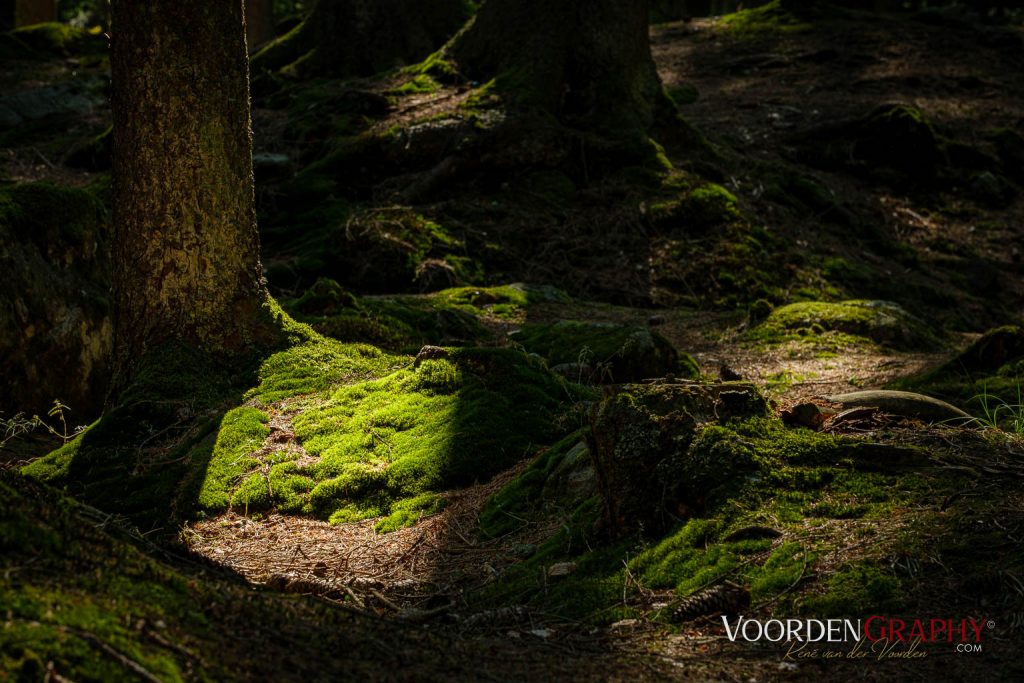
[0, 182, 111, 421]
[587, 382, 769, 535]
[748, 299, 942, 350]
[283, 347, 578, 527]
[896, 326, 1024, 413]
[286, 284, 540, 352]
[648, 181, 740, 233]
[512, 320, 698, 383]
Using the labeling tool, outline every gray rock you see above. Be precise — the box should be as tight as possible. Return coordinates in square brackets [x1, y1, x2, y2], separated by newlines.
[0, 82, 104, 129]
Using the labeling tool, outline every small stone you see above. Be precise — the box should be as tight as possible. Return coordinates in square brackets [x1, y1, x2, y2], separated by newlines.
[781, 403, 827, 430]
[647, 315, 666, 326]
[547, 562, 577, 578]
[610, 619, 640, 631]
[718, 364, 743, 381]
[414, 345, 449, 367]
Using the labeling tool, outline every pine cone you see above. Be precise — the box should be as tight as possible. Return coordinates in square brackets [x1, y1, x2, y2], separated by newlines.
[667, 582, 751, 623]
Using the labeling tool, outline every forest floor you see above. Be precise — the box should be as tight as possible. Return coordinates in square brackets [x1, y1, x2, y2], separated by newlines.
[4, 3, 1024, 682]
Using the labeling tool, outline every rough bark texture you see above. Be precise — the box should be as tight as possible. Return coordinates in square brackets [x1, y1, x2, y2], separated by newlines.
[449, 0, 663, 131]
[110, 0, 268, 390]
[15, 0, 56, 26]
[253, 0, 469, 78]
[244, 0, 275, 51]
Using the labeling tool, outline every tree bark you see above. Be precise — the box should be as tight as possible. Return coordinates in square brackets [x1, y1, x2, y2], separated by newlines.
[448, 0, 663, 132]
[244, 0, 275, 51]
[110, 0, 270, 391]
[15, 0, 56, 26]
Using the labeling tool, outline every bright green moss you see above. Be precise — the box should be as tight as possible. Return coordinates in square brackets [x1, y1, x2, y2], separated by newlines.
[375, 492, 446, 533]
[747, 300, 942, 351]
[247, 338, 402, 404]
[289, 347, 573, 526]
[801, 562, 899, 616]
[391, 74, 441, 95]
[198, 408, 270, 510]
[719, 0, 813, 36]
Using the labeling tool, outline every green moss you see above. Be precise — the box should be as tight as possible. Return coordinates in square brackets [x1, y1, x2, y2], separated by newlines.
[198, 408, 271, 511]
[287, 347, 574, 527]
[719, 1, 813, 36]
[247, 337, 401, 404]
[747, 300, 941, 351]
[0, 181, 106, 246]
[512, 320, 697, 382]
[375, 492, 446, 533]
[649, 182, 739, 232]
[896, 326, 1024, 413]
[390, 74, 441, 95]
[802, 562, 899, 616]
[290, 277, 361, 316]
[665, 84, 699, 107]
[478, 432, 585, 538]
[473, 409, 948, 621]
[410, 49, 460, 82]
[287, 284, 540, 352]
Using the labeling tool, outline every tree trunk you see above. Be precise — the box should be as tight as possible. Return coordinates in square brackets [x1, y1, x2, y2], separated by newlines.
[110, 0, 270, 392]
[15, 0, 56, 26]
[245, 0, 275, 51]
[449, 0, 663, 132]
[253, 0, 469, 78]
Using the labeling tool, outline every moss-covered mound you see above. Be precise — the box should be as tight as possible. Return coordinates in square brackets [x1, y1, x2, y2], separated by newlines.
[0, 181, 111, 420]
[748, 299, 941, 350]
[285, 282, 541, 352]
[512, 320, 699, 383]
[472, 391, 1024, 657]
[23, 314, 404, 529]
[262, 347, 577, 530]
[897, 325, 1024, 413]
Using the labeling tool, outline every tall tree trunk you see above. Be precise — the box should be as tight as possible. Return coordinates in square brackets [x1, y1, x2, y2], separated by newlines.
[448, 0, 663, 132]
[245, 0, 275, 51]
[110, 0, 269, 392]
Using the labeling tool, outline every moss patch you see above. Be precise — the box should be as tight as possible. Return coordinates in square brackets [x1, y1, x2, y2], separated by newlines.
[719, 1, 814, 37]
[512, 320, 699, 382]
[472, 409, 950, 623]
[747, 300, 942, 351]
[284, 347, 576, 526]
[896, 325, 1024, 415]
